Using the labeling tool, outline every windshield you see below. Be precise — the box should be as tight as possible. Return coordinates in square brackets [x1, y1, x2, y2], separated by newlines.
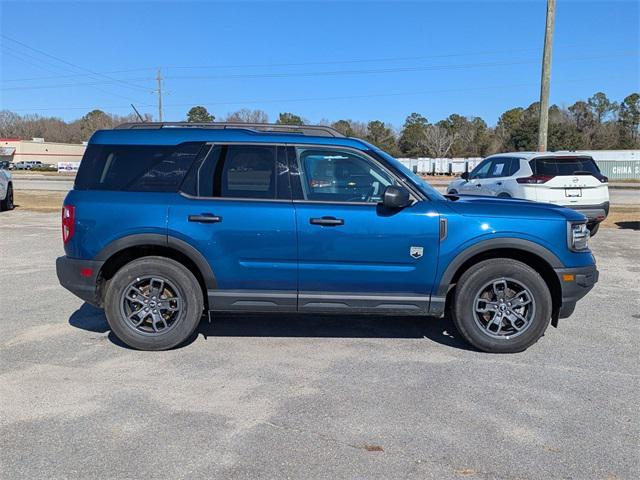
[369, 147, 445, 201]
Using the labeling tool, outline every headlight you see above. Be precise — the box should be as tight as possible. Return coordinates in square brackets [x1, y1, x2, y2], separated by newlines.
[567, 222, 590, 251]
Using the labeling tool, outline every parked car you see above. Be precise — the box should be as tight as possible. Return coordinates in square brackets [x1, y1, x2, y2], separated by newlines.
[0, 166, 14, 211]
[447, 152, 609, 235]
[57, 123, 598, 352]
[0, 160, 12, 170]
[13, 160, 44, 170]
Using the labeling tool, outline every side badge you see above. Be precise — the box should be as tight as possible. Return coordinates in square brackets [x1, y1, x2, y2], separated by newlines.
[410, 246, 424, 259]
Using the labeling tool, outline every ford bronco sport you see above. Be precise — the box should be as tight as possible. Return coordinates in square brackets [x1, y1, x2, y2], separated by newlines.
[57, 122, 598, 352]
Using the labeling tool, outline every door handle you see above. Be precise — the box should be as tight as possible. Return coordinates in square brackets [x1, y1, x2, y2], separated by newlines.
[310, 216, 344, 226]
[188, 214, 222, 223]
[496, 181, 503, 186]
[476, 183, 482, 187]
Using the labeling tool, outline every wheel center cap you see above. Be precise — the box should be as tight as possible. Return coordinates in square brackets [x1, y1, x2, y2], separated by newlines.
[500, 304, 507, 311]
[149, 301, 156, 307]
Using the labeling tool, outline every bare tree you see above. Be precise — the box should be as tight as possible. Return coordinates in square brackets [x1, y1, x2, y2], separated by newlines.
[224, 109, 269, 123]
[423, 125, 455, 157]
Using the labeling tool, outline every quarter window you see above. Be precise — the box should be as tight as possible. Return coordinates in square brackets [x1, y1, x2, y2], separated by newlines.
[296, 147, 394, 203]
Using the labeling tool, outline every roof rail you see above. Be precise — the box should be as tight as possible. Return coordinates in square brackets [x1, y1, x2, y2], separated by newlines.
[114, 122, 345, 138]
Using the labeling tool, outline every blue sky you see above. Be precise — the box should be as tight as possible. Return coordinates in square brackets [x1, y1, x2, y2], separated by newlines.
[0, 0, 638, 127]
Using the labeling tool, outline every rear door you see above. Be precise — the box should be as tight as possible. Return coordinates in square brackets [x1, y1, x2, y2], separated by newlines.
[289, 145, 441, 313]
[168, 144, 298, 311]
[530, 156, 608, 206]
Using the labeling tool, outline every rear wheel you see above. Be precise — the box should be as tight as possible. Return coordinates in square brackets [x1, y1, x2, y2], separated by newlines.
[587, 222, 600, 236]
[0, 183, 14, 211]
[497, 192, 511, 198]
[104, 256, 204, 350]
[452, 259, 552, 353]
[448, 189, 458, 195]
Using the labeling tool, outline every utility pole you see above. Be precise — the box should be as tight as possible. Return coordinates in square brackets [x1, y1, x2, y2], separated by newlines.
[537, 0, 556, 152]
[156, 68, 163, 122]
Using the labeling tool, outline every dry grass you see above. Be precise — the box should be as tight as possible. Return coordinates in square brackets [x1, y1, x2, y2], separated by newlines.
[601, 206, 640, 230]
[11, 190, 639, 231]
[13, 190, 66, 213]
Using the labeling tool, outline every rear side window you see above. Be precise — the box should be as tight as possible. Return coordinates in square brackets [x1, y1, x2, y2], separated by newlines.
[182, 144, 290, 200]
[531, 157, 601, 176]
[75, 142, 206, 192]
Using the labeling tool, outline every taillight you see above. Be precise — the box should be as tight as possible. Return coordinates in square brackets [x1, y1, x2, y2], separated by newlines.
[516, 174, 555, 184]
[62, 205, 75, 244]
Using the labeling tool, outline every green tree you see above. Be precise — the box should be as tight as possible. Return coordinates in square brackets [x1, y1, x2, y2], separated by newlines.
[276, 112, 304, 125]
[398, 113, 428, 156]
[587, 92, 617, 124]
[366, 120, 399, 155]
[186, 106, 215, 122]
[618, 93, 640, 146]
[568, 101, 595, 133]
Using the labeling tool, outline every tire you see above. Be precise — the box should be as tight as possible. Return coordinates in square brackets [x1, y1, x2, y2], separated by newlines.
[448, 189, 458, 195]
[587, 222, 600, 236]
[0, 183, 14, 211]
[452, 258, 552, 353]
[497, 192, 512, 198]
[104, 256, 204, 351]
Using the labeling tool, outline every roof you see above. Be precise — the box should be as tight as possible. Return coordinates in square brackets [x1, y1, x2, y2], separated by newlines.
[487, 151, 595, 160]
[89, 126, 370, 149]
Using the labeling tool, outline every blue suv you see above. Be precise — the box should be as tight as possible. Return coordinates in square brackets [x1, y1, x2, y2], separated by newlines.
[56, 122, 598, 352]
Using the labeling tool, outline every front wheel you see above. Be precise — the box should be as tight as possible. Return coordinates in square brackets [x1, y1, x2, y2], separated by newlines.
[104, 256, 204, 350]
[452, 259, 552, 353]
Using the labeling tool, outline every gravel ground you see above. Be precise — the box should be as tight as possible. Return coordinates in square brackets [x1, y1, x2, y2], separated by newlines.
[0, 210, 638, 480]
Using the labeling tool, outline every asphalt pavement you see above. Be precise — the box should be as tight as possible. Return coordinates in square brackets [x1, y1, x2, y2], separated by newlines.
[0, 210, 638, 479]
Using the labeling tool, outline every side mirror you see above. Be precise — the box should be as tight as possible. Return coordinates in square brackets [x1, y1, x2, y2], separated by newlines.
[461, 171, 469, 181]
[382, 185, 411, 209]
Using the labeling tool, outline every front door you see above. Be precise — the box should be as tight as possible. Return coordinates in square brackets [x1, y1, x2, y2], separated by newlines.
[169, 144, 297, 311]
[289, 145, 441, 313]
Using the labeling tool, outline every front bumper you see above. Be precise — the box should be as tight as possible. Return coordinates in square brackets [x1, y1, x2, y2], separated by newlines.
[56, 256, 104, 307]
[554, 264, 599, 319]
[566, 202, 610, 223]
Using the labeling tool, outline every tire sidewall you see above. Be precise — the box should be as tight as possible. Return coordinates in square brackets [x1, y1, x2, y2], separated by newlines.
[104, 256, 203, 350]
[453, 260, 552, 353]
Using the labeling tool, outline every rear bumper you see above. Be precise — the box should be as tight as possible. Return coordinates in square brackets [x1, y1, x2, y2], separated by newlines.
[554, 264, 599, 319]
[566, 202, 610, 222]
[56, 256, 104, 307]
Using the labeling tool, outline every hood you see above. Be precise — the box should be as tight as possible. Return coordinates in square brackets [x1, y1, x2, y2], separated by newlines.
[446, 194, 586, 222]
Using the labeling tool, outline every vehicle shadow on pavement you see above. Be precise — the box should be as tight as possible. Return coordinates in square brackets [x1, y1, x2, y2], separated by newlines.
[615, 221, 639, 230]
[68, 303, 474, 351]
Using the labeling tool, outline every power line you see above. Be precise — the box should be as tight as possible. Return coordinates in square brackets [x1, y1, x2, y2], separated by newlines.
[0, 35, 152, 93]
[3, 39, 635, 83]
[162, 52, 637, 81]
[6, 73, 627, 113]
[2, 51, 635, 92]
[1, 49, 146, 103]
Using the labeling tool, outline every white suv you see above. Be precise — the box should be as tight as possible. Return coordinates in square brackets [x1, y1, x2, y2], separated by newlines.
[447, 152, 609, 235]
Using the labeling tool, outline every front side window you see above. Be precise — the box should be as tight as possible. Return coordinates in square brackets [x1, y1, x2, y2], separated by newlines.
[182, 144, 290, 200]
[470, 159, 492, 179]
[296, 147, 394, 203]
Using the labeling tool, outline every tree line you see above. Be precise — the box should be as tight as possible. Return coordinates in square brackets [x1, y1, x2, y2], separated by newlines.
[1, 91, 637, 157]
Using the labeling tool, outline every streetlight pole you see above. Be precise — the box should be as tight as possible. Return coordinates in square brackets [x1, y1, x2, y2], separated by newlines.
[538, 0, 556, 152]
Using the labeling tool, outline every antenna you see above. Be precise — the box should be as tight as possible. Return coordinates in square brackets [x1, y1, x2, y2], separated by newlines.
[130, 104, 145, 122]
